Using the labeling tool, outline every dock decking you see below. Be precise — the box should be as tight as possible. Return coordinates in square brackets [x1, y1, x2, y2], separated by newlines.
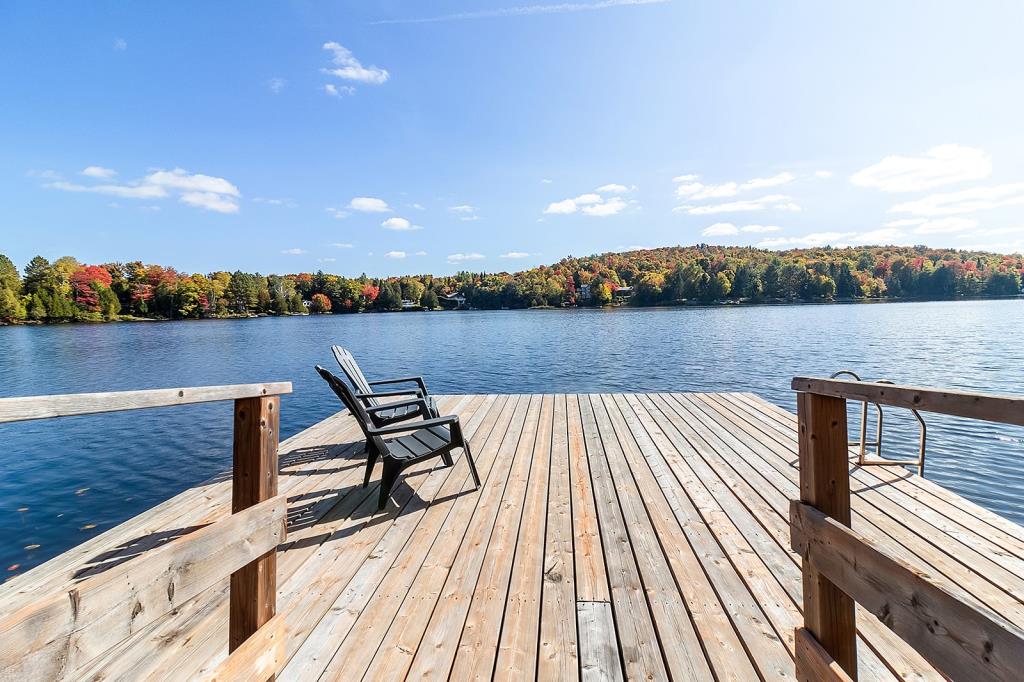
[4, 392, 1023, 680]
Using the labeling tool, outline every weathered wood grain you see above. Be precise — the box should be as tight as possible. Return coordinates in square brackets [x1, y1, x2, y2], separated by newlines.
[0, 382, 292, 423]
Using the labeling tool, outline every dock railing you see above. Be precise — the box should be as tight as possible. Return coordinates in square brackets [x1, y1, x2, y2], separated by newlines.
[789, 377, 1024, 682]
[0, 382, 292, 681]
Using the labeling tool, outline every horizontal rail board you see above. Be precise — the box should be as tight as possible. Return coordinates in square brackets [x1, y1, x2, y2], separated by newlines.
[790, 500, 1024, 682]
[794, 627, 854, 682]
[791, 377, 1024, 427]
[0, 495, 288, 679]
[0, 382, 293, 423]
[204, 613, 285, 681]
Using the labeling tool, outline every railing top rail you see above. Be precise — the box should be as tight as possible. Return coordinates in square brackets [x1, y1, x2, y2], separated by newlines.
[0, 382, 293, 424]
[792, 377, 1024, 427]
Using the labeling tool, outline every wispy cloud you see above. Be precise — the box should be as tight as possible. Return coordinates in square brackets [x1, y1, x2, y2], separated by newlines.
[370, 0, 668, 25]
[281, 247, 307, 255]
[81, 166, 116, 179]
[850, 144, 991, 193]
[325, 207, 350, 219]
[113, 38, 127, 51]
[500, 251, 531, 258]
[348, 196, 391, 212]
[758, 228, 911, 249]
[322, 42, 389, 90]
[381, 216, 423, 231]
[674, 171, 794, 201]
[889, 182, 1024, 216]
[676, 194, 799, 215]
[330, 242, 354, 248]
[268, 77, 286, 94]
[385, 250, 407, 259]
[544, 184, 636, 216]
[324, 83, 355, 98]
[44, 167, 241, 213]
[447, 252, 485, 263]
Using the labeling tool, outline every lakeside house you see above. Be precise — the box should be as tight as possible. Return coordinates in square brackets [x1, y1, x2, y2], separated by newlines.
[439, 292, 467, 309]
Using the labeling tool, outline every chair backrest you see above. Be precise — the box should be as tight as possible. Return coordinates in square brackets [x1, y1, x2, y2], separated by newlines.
[331, 345, 377, 406]
[315, 366, 386, 452]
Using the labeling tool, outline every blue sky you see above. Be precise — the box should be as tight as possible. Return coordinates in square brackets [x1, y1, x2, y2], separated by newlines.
[2, 1, 1023, 277]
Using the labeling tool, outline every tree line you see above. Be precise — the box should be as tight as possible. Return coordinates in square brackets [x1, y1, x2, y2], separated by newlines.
[0, 244, 1020, 323]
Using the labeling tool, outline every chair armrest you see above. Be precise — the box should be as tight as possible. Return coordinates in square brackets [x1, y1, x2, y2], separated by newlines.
[356, 389, 422, 400]
[365, 397, 429, 414]
[368, 376, 429, 395]
[368, 414, 458, 436]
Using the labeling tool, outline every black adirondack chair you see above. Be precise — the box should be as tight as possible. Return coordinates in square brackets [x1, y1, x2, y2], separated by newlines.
[332, 345, 439, 428]
[315, 366, 481, 510]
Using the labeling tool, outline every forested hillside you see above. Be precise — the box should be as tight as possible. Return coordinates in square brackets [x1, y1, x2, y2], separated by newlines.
[1, 244, 1021, 323]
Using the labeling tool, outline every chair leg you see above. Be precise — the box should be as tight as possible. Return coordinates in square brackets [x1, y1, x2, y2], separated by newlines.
[441, 451, 454, 467]
[463, 443, 481, 489]
[363, 441, 378, 488]
[378, 458, 403, 511]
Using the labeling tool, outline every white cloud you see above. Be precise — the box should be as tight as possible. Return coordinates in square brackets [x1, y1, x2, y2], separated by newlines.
[381, 216, 422, 231]
[81, 166, 116, 179]
[672, 174, 699, 183]
[47, 167, 240, 212]
[447, 252, 485, 263]
[330, 242, 354, 248]
[757, 228, 912, 249]
[411, 203, 425, 210]
[372, 0, 668, 24]
[145, 169, 240, 197]
[850, 144, 991, 192]
[268, 78, 286, 94]
[883, 218, 926, 227]
[318, 257, 336, 263]
[740, 172, 794, 190]
[574, 193, 603, 205]
[322, 42, 389, 87]
[676, 180, 738, 200]
[814, 170, 833, 179]
[890, 183, 1024, 216]
[582, 197, 627, 216]
[325, 207, 350, 219]
[741, 224, 780, 233]
[281, 247, 307, 255]
[180, 191, 240, 213]
[324, 84, 355, 98]
[500, 251, 531, 258]
[544, 198, 578, 214]
[348, 196, 391, 212]
[596, 183, 632, 194]
[113, 38, 127, 51]
[46, 180, 167, 199]
[27, 169, 62, 180]
[678, 194, 800, 215]
[702, 222, 738, 236]
[541, 178, 553, 184]
[449, 204, 476, 213]
[414, 250, 428, 256]
[254, 196, 295, 207]
[911, 216, 979, 235]
[385, 250, 407, 259]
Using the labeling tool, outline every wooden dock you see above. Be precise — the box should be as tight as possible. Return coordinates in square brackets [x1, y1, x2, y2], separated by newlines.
[2, 391, 1024, 680]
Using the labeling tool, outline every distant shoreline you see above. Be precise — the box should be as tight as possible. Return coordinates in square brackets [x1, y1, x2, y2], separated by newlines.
[3, 294, 1020, 328]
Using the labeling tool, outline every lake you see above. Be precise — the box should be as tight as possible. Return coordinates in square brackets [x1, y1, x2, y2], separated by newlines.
[1, 299, 1022, 575]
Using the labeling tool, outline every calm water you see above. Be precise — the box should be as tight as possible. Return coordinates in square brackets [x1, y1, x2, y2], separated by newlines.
[1, 300, 1022, 575]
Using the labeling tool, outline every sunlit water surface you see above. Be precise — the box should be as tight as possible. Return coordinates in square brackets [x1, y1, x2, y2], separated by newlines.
[1, 299, 1022, 574]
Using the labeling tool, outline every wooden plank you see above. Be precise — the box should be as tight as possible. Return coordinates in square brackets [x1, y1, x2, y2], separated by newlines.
[276, 395, 503, 680]
[795, 627, 855, 682]
[578, 394, 669, 680]
[588, 394, 713, 679]
[0, 382, 292, 423]
[796, 391, 858, 679]
[493, 393, 555, 680]
[566, 394, 609, 603]
[349, 395, 532, 681]
[402, 395, 543, 680]
[577, 601, 623, 682]
[604, 394, 761, 680]
[0, 495, 288, 680]
[791, 377, 1024, 427]
[230, 396, 281, 652]
[792, 501, 1024, 682]
[537, 394, 578, 680]
[204, 613, 285, 682]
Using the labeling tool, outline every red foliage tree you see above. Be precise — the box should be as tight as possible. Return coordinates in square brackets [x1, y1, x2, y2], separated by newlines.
[71, 265, 113, 311]
[310, 293, 332, 313]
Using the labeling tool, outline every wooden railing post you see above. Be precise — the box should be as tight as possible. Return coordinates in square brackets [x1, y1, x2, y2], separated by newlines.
[796, 391, 857, 680]
[229, 395, 280, 653]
